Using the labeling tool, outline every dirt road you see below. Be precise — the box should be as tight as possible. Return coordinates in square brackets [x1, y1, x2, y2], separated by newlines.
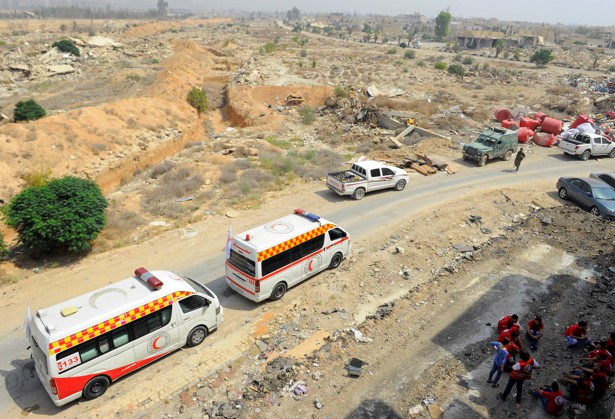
[1, 147, 614, 417]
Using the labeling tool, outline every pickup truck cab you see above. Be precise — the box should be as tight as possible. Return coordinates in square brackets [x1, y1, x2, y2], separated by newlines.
[326, 160, 409, 200]
[462, 127, 518, 166]
[558, 132, 615, 160]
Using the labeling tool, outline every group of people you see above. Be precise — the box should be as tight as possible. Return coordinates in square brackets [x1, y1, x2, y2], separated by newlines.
[486, 314, 614, 415]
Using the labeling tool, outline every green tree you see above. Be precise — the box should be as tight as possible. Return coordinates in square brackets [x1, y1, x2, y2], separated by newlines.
[157, 0, 168, 16]
[3, 176, 108, 253]
[14, 99, 46, 122]
[52, 39, 80, 56]
[287, 7, 300, 20]
[494, 39, 504, 58]
[447, 63, 466, 76]
[435, 10, 452, 41]
[187, 87, 208, 116]
[0, 231, 8, 259]
[530, 49, 554, 67]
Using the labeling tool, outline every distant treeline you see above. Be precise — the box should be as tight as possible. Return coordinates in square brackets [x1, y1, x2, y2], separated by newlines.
[0, 7, 194, 20]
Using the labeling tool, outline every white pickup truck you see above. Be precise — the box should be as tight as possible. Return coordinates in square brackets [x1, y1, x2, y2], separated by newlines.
[558, 132, 615, 160]
[326, 160, 409, 200]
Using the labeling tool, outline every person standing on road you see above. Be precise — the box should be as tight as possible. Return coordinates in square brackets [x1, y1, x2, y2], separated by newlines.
[514, 148, 526, 172]
[526, 316, 544, 351]
[498, 350, 539, 408]
[487, 338, 510, 388]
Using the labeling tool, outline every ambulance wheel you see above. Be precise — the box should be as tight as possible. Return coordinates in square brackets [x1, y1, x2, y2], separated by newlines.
[187, 326, 208, 347]
[503, 150, 513, 161]
[271, 283, 287, 301]
[329, 252, 343, 269]
[478, 155, 488, 167]
[83, 376, 110, 400]
[352, 188, 366, 200]
[394, 180, 407, 191]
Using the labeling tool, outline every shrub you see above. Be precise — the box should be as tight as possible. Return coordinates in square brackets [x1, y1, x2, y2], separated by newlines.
[52, 39, 80, 57]
[187, 87, 208, 116]
[387, 48, 397, 54]
[260, 42, 276, 54]
[399, 42, 407, 48]
[417, 60, 425, 67]
[530, 49, 554, 67]
[300, 49, 307, 57]
[298, 106, 316, 125]
[447, 64, 466, 76]
[0, 231, 8, 259]
[434, 61, 447, 70]
[22, 168, 53, 187]
[462, 56, 473, 65]
[453, 53, 463, 62]
[608, 65, 615, 73]
[3, 176, 108, 253]
[14, 99, 46, 121]
[150, 160, 176, 179]
[335, 84, 350, 98]
[404, 50, 416, 59]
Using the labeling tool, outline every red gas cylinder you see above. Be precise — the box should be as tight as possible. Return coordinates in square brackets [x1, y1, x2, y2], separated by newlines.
[495, 108, 513, 122]
[533, 132, 556, 147]
[570, 114, 594, 129]
[540, 117, 563, 134]
[519, 117, 540, 131]
[501, 119, 519, 130]
[533, 112, 548, 123]
[517, 127, 534, 143]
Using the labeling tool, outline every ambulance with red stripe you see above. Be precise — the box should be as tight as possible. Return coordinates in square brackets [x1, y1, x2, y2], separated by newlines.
[29, 268, 223, 406]
[225, 209, 351, 302]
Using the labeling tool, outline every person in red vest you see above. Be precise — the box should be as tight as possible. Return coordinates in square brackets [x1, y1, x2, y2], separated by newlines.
[499, 325, 525, 350]
[529, 381, 565, 416]
[570, 363, 609, 398]
[560, 371, 594, 404]
[564, 321, 590, 349]
[526, 316, 544, 351]
[580, 346, 613, 376]
[497, 349, 539, 407]
[497, 314, 519, 334]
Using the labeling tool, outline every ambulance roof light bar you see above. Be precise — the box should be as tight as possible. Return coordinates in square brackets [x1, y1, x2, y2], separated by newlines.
[134, 267, 163, 290]
[293, 208, 320, 222]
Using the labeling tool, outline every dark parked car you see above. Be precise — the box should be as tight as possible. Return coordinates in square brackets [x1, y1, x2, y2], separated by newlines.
[590, 172, 615, 189]
[556, 177, 615, 220]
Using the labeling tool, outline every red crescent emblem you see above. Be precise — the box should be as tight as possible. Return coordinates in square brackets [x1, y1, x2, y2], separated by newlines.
[308, 260, 314, 271]
[152, 336, 162, 350]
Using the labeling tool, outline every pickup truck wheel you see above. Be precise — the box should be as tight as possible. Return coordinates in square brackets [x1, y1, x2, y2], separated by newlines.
[352, 188, 366, 200]
[590, 206, 600, 216]
[270, 282, 287, 301]
[503, 150, 513, 161]
[580, 150, 591, 161]
[558, 187, 568, 200]
[478, 155, 488, 167]
[329, 252, 343, 269]
[394, 180, 407, 191]
[609, 149, 615, 158]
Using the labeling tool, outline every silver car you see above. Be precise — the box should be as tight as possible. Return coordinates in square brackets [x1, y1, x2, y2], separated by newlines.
[590, 172, 615, 189]
[556, 177, 615, 220]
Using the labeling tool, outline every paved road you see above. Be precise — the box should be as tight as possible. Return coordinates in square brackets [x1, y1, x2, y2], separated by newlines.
[1, 150, 613, 416]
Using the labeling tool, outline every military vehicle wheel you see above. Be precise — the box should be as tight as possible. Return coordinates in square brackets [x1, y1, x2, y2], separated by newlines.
[270, 282, 287, 301]
[462, 154, 469, 161]
[503, 150, 513, 161]
[478, 155, 488, 167]
[558, 187, 568, 200]
[394, 180, 406, 191]
[352, 188, 366, 200]
[590, 206, 600, 216]
[580, 150, 591, 161]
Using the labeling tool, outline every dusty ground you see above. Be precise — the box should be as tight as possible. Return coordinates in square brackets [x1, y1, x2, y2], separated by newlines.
[0, 16, 614, 419]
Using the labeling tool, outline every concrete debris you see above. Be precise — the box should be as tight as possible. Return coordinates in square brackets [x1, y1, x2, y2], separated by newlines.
[350, 327, 373, 343]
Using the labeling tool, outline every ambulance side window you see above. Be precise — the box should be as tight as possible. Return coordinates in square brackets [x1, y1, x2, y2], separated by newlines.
[328, 228, 347, 241]
[179, 295, 209, 313]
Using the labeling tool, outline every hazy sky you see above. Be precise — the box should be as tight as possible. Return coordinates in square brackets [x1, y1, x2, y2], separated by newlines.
[202, 0, 615, 26]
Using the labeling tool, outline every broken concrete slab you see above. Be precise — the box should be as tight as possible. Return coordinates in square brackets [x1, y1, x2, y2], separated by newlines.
[47, 64, 75, 75]
[8, 64, 29, 72]
[87, 36, 123, 48]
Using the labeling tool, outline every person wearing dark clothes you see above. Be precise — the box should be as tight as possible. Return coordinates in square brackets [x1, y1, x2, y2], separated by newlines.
[514, 148, 526, 172]
[529, 381, 565, 416]
[498, 350, 539, 408]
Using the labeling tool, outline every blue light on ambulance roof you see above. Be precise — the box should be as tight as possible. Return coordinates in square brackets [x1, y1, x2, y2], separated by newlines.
[293, 208, 320, 222]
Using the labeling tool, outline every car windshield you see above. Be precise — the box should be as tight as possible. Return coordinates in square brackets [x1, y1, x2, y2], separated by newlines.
[593, 187, 615, 200]
[477, 136, 495, 145]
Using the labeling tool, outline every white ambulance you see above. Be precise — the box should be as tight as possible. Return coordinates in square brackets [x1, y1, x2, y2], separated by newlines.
[29, 268, 223, 406]
[225, 209, 351, 302]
